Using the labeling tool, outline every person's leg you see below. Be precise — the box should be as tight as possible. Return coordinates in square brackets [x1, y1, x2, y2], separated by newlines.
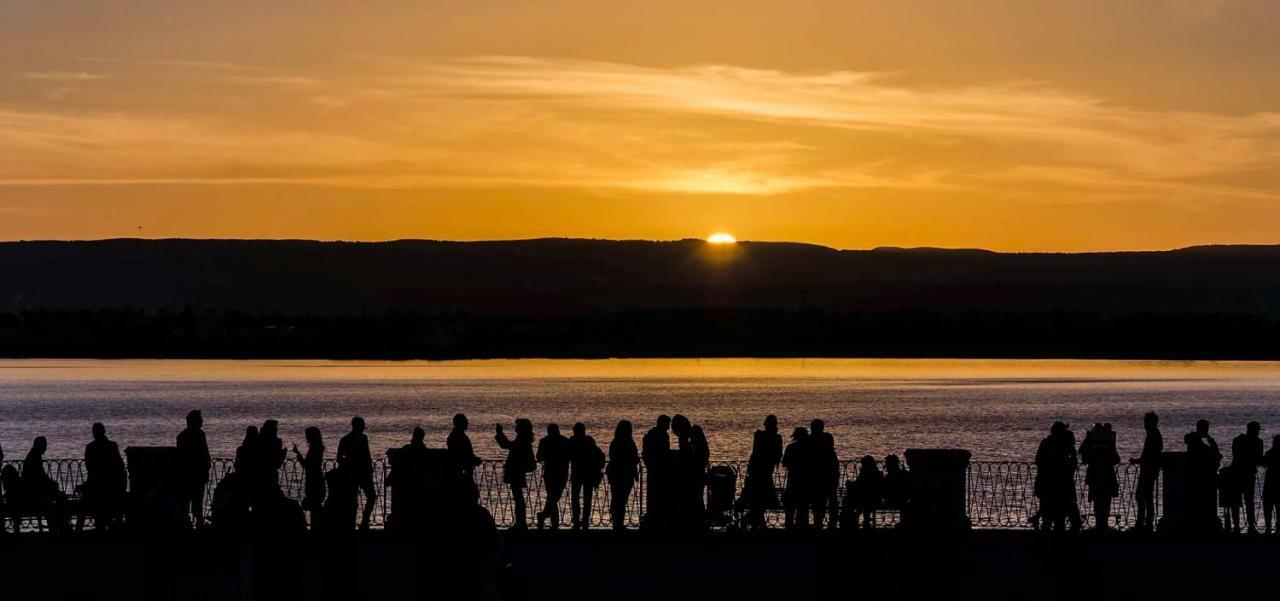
[358, 476, 377, 529]
[570, 480, 582, 529]
[1244, 477, 1257, 533]
[511, 481, 527, 528]
[583, 484, 594, 528]
[811, 493, 826, 530]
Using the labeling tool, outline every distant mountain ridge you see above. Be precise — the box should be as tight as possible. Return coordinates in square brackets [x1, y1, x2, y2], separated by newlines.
[2, 238, 1277, 317]
[2, 238, 1278, 358]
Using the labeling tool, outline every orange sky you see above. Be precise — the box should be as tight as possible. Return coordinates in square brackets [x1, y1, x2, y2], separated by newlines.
[4, 1, 1280, 251]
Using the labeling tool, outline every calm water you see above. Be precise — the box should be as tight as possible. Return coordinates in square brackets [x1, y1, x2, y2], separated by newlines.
[1, 358, 1278, 463]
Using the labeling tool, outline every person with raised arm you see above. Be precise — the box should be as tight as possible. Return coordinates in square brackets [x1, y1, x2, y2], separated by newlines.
[495, 419, 535, 530]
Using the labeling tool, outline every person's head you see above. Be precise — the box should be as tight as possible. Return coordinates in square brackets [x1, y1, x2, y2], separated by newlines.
[810, 419, 825, 434]
[1196, 419, 1210, 435]
[304, 426, 322, 447]
[262, 419, 279, 438]
[1272, 435, 1280, 449]
[1248, 421, 1261, 436]
[244, 426, 259, 444]
[351, 416, 366, 433]
[453, 413, 468, 431]
[615, 420, 633, 439]
[860, 455, 877, 471]
[515, 418, 533, 436]
[92, 422, 106, 441]
[572, 422, 586, 437]
[656, 415, 671, 431]
[186, 410, 203, 429]
[791, 427, 808, 441]
[412, 426, 425, 444]
[1051, 421, 1068, 435]
[32, 436, 47, 454]
[764, 415, 778, 431]
[1144, 412, 1159, 430]
[885, 454, 901, 472]
[671, 414, 691, 437]
[547, 423, 560, 437]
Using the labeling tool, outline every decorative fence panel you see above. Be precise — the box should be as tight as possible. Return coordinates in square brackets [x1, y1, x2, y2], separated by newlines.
[0, 457, 1255, 531]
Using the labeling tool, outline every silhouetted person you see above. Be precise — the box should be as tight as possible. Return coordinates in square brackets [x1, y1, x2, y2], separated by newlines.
[1035, 422, 1080, 533]
[292, 426, 326, 528]
[256, 419, 286, 499]
[495, 419, 535, 530]
[809, 419, 839, 530]
[606, 420, 639, 531]
[1263, 435, 1280, 534]
[2, 464, 23, 534]
[688, 422, 710, 523]
[1220, 463, 1243, 533]
[387, 426, 431, 532]
[841, 455, 883, 530]
[536, 423, 570, 530]
[881, 454, 909, 511]
[783, 427, 810, 530]
[741, 415, 782, 530]
[81, 422, 126, 532]
[337, 416, 376, 530]
[641, 415, 671, 531]
[568, 423, 605, 530]
[1232, 421, 1264, 534]
[23, 436, 67, 533]
[1185, 419, 1221, 532]
[176, 409, 211, 528]
[1129, 412, 1162, 532]
[447, 413, 482, 501]
[235, 426, 259, 475]
[1079, 423, 1120, 530]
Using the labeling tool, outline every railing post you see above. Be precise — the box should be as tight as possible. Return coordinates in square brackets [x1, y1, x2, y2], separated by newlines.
[901, 449, 972, 532]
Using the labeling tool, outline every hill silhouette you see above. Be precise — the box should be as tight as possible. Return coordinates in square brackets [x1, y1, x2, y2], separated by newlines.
[1, 238, 1277, 358]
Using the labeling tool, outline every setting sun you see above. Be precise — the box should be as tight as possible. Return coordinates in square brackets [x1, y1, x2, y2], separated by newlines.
[707, 233, 737, 244]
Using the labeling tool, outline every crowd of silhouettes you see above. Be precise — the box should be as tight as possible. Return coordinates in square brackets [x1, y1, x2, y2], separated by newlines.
[5, 410, 1280, 537]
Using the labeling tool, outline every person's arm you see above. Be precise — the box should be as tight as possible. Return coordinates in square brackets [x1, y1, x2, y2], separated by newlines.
[292, 444, 305, 463]
[495, 428, 511, 450]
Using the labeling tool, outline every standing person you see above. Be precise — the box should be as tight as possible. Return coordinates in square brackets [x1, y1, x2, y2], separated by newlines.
[256, 419, 286, 499]
[1079, 423, 1121, 530]
[568, 423, 605, 530]
[606, 420, 639, 531]
[1129, 412, 1163, 532]
[386, 427, 431, 532]
[176, 410, 211, 529]
[535, 424, 570, 530]
[292, 426, 326, 528]
[1262, 435, 1280, 534]
[1231, 421, 1264, 534]
[741, 415, 783, 530]
[881, 454, 910, 512]
[1220, 463, 1243, 533]
[82, 423, 126, 532]
[782, 427, 810, 530]
[23, 437, 67, 532]
[1185, 419, 1222, 533]
[337, 416, 377, 531]
[495, 419, 535, 530]
[447, 413, 482, 501]
[235, 426, 259, 475]
[809, 419, 839, 530]
[641, 415, 672, 531]
[1034, 422, 1079, 533]
[850, 455, 884, 530]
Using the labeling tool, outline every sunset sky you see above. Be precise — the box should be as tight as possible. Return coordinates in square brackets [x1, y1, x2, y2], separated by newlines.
[4, 1, 1280, 251]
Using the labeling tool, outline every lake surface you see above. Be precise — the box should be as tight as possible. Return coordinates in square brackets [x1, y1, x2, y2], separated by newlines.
[1, 358, 1278, 463]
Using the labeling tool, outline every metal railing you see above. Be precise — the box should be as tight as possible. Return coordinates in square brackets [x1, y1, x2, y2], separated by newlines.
[1, 458, 1262, 531]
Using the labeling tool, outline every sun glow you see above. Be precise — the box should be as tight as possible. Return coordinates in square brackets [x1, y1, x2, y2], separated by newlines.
[707, 232, 737, 244]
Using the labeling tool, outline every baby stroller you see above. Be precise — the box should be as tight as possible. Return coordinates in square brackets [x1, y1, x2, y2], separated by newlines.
[705, 465, 737, 527]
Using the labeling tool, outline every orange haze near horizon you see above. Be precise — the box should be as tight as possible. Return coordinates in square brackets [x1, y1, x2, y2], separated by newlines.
[4, 1, 1280, 251]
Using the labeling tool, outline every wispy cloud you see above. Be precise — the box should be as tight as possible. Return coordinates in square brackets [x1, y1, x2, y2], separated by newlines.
[19, 71, 109, 81]
[2, 56, 1279, 203]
